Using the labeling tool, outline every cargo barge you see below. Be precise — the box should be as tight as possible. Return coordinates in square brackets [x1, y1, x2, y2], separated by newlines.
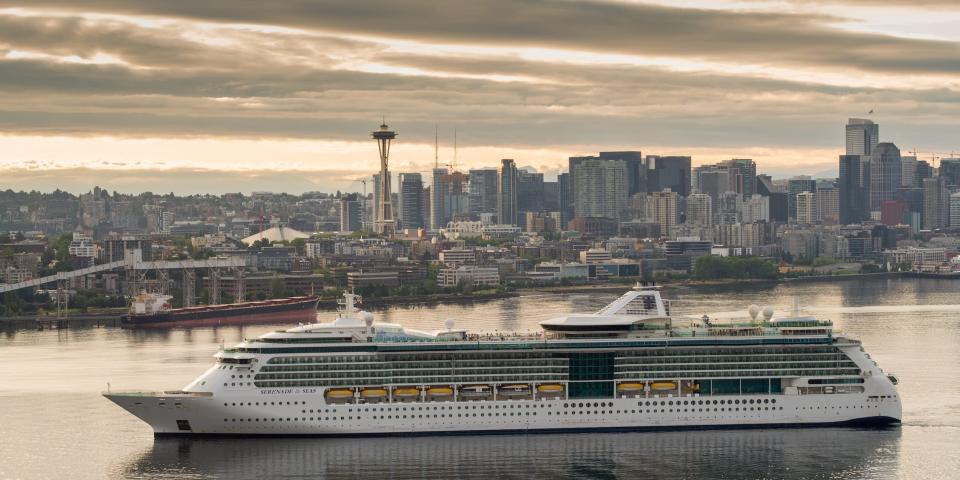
[120, 293, 319, 328]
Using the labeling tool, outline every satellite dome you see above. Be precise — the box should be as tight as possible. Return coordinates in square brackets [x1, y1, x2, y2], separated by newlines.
[362, 311, 375, 327]
[762, 306, 775, 321]
[444, 319, 455, 331]
[748, 304, 761, 321]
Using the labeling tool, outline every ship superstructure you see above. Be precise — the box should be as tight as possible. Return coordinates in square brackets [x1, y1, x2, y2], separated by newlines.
[105, 286, 901, 435]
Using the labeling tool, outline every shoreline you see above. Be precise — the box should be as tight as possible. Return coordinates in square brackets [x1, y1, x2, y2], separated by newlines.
[2, 272, 955, 325]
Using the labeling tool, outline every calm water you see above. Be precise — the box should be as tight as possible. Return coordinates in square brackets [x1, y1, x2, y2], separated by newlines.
[1, 278, 959, 479]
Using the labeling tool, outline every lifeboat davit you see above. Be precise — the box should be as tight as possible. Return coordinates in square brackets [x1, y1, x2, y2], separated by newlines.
[498, 384, 531, 396]
[460, 385, 492, 398]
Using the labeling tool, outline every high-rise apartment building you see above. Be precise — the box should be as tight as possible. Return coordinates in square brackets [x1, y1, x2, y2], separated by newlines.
[397, 173, 424, 230]
[846, 118, 879, 156]
[685, 193, 712, 227]
[573, 158, 628, 220]
[815, 182, 840, 224]
[796, 191, 817, 225]
[869, 143, 902, 212]
[497, 159, 519, 226]
[742, 195, 770, 223]
[651, 189, 679, 236]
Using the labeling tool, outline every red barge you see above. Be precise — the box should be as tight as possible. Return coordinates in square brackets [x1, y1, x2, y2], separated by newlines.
[120, 293, 319, 328]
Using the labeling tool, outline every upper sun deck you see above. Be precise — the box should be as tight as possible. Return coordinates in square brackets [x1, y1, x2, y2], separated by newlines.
[217, 287, 839, 359]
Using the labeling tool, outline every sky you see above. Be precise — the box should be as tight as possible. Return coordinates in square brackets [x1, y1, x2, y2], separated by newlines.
[1, 0, 959, 194]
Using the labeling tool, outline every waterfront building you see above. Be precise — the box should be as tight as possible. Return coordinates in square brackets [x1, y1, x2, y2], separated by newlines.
[580, 248, 613, 264]
[882, 247, 946, 270]
[437, 265, 500, 287]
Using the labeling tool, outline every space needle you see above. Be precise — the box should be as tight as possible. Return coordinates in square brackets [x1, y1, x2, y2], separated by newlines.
[372, 122, 397, 235]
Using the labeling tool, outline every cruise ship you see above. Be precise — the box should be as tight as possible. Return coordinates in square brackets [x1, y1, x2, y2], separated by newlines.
[104, 286, 901, 436]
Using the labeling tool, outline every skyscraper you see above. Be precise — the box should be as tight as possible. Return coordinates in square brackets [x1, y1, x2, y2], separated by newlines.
[940, 158, 960, 187]
[721, 158, 757, 198]
[517, 170, 545, 214]
[467, 169, 498, 220]
[430, 167, 448, 230]
[558, 172, 573, 225]
[497, 159, 519, 225]
[397, 173, 424, 230]
[839, 154, 869, 224]
[869, 143, 902, 212]
[646, 155, 691, 197]
[901, 155, 917, 188]
[950, 192, 960, 228]
[742, 195, 770, 223]
[845, 118, 879, 156]
[923, 176, 950, 229]
[573, 158, 627, 220]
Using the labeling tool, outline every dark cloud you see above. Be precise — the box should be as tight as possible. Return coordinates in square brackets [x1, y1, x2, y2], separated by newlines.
[18, 0, 960, 74]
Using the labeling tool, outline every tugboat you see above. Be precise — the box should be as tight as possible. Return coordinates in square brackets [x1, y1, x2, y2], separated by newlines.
[120, 292, 319, 328]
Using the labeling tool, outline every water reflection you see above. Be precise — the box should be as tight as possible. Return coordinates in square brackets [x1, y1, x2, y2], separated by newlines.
[122, 428, 901, 480]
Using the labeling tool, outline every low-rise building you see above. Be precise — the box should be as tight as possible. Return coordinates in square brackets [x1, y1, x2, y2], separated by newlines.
[437, 266, 501, 287]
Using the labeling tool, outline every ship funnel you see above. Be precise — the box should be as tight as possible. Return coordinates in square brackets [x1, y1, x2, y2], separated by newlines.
[762, 306, 774, 321]
[748, 304, 760, 321]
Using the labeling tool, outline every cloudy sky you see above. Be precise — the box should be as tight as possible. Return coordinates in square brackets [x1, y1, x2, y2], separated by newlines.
[2, 1, 959, 194]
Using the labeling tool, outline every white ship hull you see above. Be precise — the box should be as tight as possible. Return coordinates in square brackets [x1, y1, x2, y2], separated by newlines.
[106, 384, 900, 437]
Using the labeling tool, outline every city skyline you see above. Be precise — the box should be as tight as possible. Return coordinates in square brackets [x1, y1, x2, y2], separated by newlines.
[1, 1, 960, 194]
